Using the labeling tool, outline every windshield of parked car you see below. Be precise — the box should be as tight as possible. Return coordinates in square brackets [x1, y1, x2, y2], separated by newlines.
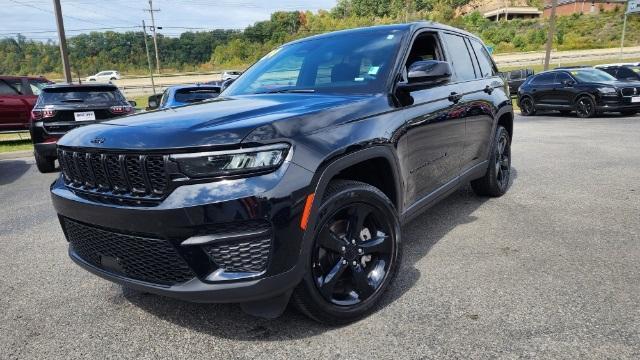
[570, 69, 617, 83]
[39, 87, 124, 105]
[174, 87, 220, 103]
[223, 30, 404, 96]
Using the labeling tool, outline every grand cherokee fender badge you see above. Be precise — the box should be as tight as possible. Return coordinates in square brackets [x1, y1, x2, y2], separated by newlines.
[90, 137, 105, 144]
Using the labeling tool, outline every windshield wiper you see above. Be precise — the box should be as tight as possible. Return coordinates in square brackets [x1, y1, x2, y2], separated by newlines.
[256, 88, 316, 94]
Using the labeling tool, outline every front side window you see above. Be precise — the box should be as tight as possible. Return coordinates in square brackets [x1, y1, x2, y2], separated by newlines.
[556, 72, 574, 84]
[224, 30, 404, 96]
[441, 33, 477, 82]
[174, 87, 220, 103]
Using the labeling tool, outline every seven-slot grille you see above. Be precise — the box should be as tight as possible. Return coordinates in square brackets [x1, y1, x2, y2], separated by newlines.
[621, 87, 640, 97]
[63, 218, 195, 285]
[58, 149, 168, 199]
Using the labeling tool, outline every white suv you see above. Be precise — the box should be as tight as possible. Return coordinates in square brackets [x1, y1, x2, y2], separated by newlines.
[86, 71, 121, 82]
[221, 70, 241, 81]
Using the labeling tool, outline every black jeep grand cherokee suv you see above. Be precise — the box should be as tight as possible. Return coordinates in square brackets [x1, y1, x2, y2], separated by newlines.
[52, 23, 513, 324]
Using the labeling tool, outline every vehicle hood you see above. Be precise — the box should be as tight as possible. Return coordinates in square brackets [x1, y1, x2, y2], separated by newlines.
[584, 80, 640, 88]
[58, 93, 384, 150]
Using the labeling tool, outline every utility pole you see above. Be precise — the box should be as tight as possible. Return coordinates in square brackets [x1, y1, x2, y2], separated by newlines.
[52, 0, 72, 83]
[620, 10, 628, 59]
[146, 0, 161, 73]
[543, 0, 558, 71]
[142, 20, 156, 95]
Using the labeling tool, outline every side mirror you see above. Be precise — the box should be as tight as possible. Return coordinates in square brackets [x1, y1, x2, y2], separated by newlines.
[146, 93, 162, 110]
[397, 60, 452, 92]
[128, 100, 137, 107]
[221, 78, 235, 92]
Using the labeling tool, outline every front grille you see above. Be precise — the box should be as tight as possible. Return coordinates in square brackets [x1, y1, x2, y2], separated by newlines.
[621, 87, 640, 97]
[201, 220, 273, 273]
[58, 148, 169, 201]
[63, 218, 195, 286]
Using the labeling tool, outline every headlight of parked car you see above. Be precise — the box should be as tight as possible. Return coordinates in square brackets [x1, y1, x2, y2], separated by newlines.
[170, 143, 290, 178]
[598, 87, 618, 95]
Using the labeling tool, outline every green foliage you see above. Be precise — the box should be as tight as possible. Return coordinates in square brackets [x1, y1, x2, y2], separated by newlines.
[1, 0, 639, 77]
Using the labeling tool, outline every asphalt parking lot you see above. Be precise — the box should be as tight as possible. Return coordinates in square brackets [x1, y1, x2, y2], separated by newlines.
[1, 113, 639, 359]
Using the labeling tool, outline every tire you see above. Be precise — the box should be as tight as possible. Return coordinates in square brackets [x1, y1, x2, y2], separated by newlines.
[575, 96, 597, 118]
[89, 79, 96, 81]
[519, 96, 536, 116]
[110, 77, 117, 80]
[621, 110, 638, 116]
[35, 151, 56, 173]
[559, 110, 572, 116]
[291, 180, 401, 325]
[471, 126, 511, 197]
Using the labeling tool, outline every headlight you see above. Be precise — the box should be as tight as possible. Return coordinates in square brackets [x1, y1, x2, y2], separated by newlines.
[170, 143, 290, 178]
[598, 87, 617, 95]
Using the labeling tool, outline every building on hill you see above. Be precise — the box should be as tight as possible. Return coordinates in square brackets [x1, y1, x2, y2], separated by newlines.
[543, 0, 627, 17]
[459, 0, 543, 21]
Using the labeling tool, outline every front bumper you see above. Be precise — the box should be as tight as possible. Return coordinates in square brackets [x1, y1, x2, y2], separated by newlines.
[597, 96, 640, 112]
[52, 161, 315, 303]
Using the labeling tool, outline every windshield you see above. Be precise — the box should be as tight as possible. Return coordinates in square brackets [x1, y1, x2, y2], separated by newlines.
[223, 30, 404, 96]
[40, 87, 124, 106]
[570, 69, 617, 83]
[174, 87, 220, 103]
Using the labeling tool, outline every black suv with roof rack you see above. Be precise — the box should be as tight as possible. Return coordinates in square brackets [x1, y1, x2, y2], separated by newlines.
[30, 83, 135, 172]
[51, 22, 513, 324]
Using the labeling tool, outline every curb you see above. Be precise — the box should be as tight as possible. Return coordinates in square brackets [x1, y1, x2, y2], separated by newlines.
[0, 150, 33, 161]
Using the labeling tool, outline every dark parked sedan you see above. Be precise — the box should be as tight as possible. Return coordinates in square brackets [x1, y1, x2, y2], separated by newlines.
[518, 68, 640, 118]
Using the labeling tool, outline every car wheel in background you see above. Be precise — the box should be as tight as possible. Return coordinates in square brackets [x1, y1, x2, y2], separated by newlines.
[35, 152, 56, 173]
[110, 77, 116, 81]
[292, 180, 400, 325]
[471, 125, 511, 197]
[520, 97, 536, 116]
[575, 96, 597, 118]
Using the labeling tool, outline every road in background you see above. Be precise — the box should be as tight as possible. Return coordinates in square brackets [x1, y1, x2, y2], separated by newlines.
[1, 114, 639, 358]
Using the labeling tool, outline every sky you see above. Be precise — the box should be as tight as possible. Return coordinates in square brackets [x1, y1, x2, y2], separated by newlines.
[0, 0, 338, 41]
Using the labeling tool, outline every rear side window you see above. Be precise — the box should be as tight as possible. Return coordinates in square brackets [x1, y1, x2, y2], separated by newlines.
[616, 67, 639, 79]
[0, 80, 20, 95]
[441, 33, 477, 81]
[470, 39, 497, 78]
[530, 73, 555, 85]
[28, 79, 50, 95]
[40, 87, 124, 105]
[174, 88, 220, 103]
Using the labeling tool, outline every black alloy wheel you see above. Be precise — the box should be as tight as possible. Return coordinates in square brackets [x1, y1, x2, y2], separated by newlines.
[292, 180, 400, 324]
[520, 97, 536, 116]
[495, 130, 511, 192]
[312, 203, 393, 306]
[575, 96, 596, 118]
[471, 125, 511, 197]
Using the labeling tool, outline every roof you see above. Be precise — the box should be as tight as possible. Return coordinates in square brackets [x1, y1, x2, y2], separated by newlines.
[0, 75, 50, 80]
[42, 82, 118, 89]
[287, 22, 481, 46]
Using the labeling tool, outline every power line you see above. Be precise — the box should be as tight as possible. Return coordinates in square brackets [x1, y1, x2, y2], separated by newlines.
[7, 0, 110, 27]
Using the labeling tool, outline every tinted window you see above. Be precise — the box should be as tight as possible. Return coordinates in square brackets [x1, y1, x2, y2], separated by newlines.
[470, 39, 496, 78]
[556, 72, 573, 84]
[531, 73, 555, 85]
[0, 80, 19, 95]
[224, 30, 403, 96]
[174, 87, 220, 103]
[40, 87, 123, 105]
[441, 33, 477, 81]
[616, 67, 640, 79]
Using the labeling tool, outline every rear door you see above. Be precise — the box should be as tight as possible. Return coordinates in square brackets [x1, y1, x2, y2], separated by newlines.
[530, 73, 556, 106]
[0, 78, 31, 130]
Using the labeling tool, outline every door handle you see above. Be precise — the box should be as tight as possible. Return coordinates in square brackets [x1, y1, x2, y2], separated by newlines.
[448, 92, 462, 103]
[484, 85, 493, 94]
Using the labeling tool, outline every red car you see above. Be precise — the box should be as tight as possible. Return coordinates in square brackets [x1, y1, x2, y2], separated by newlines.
[0, 76, 52, 131]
